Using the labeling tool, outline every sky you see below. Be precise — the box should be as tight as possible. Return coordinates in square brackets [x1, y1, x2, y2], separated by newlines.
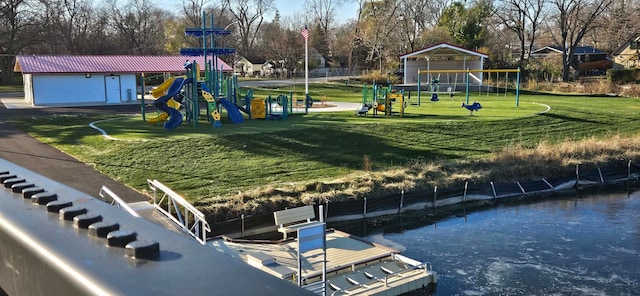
[272, 0, 359, 25]
[158, 0, 359, 25]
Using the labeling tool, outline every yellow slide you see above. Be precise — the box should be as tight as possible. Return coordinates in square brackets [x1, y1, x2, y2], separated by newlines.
[147, 99, 181, 124]
[150, 77, 184, 98]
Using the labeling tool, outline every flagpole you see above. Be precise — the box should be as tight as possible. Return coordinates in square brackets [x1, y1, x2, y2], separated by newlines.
[304, 28, 309, 98]
[302, 25, 309, 114]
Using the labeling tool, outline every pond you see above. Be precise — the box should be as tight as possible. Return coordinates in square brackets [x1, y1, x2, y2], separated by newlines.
[331, 185, 640, 295]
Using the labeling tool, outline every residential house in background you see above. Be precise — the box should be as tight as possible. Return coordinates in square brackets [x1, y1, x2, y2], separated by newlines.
[530, 45, 611, 76]
[611, 33, 640, 69]
[235, 55, 266, 77]
[309, 48, 326, 68]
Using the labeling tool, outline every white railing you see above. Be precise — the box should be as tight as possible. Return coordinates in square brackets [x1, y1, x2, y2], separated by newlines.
[99, 186, 141, 218]
[147, 179, 211, 244]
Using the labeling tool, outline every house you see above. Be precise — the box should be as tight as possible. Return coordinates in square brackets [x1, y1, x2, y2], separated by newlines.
[13, 55, 231, 107]
[399, 43, 488, 85]
[530, 45, 611, 75]
[530, 45, 608, 62]
[612, 33, 640, 69]
[309, 48, 326, 68]
[235, 55, 266, 77]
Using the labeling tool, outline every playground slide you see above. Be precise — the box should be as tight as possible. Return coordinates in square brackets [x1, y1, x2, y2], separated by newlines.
[147, 99, 181, 124]
[147, 112, 169, 124]
[153, 77, 192, 129]
[164, 107, 183, 130]
[219, 98, 245, 124]
[151, 77, 179, 98]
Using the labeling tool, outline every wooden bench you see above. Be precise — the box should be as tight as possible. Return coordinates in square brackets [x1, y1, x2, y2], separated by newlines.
[273, 205, 321, 239]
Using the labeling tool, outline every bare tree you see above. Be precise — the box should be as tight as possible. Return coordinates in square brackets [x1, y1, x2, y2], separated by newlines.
[45, 0, 112, 54]
[355, 0, 402, 71]
[222, 0, 274, 56]
[305, 0, 344, 56]
[495, 0, 546, 66]
[0, 0, 48, 84]
[106, 0, 169, 54]
[394, 0, 453, 52]
[585, 0, 640, 53]
[547, 0, 613, 81]
[183, 0, 211, 27]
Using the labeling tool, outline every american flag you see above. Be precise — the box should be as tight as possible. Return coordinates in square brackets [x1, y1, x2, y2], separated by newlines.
[301, 26, 308, 41]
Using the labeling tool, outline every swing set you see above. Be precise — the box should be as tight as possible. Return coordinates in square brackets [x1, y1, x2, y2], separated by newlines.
[416, 68, 521, 107]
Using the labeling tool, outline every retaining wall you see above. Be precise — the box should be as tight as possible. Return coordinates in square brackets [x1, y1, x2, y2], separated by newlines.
[211, 162, 640, 238]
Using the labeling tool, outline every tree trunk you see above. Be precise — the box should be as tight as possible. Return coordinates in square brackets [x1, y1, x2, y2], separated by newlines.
[1, 56, 16, 85]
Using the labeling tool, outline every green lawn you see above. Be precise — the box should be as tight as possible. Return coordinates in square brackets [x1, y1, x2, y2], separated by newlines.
[7, 85, 640, 221]
[0, 85, 22, 92]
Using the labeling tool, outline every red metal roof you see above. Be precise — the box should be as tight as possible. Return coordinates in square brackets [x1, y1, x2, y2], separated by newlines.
[14, 55, 232, 74]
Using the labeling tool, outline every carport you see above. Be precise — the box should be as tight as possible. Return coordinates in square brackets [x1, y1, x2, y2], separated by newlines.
[400, 43, 488, 85]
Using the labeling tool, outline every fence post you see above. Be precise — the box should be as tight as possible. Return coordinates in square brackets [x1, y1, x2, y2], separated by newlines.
[490, 181, 497, 200]
[433, 186, 437, 209]
[463, 182, 468, 203]
[363, 197, 367, 218]
[325, 201, 329, 221]
[241, 214, 245, 238]
[597, 167, 604, 183]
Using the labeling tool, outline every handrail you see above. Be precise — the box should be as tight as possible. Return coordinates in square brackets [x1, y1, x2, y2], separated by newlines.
[147, 179, 211, 244]
[324, 257, 433, 296]
[99, 186, 141, 218]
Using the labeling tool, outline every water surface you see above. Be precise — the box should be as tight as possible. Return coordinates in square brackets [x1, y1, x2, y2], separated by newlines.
[333, 187, 640, 295]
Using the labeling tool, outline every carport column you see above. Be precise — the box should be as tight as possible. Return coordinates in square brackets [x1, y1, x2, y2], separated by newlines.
[478, 55, 484, 83]
[463, 56, 467, 73]
[465, 68, 470, 105]
[427, 57, 431, 91]
[140, 73, 146, 121]
[516, 68, 521, 107]
[402, 56, 407, 84]
[417, 69, 421, 106]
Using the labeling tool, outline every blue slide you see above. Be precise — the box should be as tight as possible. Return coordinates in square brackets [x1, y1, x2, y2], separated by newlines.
[219, 98, 244, 124]
[154, 77, 192, 130]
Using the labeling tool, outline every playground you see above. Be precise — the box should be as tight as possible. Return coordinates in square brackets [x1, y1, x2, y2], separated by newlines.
[6, 79, 640, 222]
[5, 13, 640, 222]
[134, 13, 526, 132]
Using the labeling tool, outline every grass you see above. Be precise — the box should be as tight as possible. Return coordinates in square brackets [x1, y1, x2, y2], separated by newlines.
[0, 85, 22, 92]
[7, 84, 640, 221]
[242, 82, 364, 103]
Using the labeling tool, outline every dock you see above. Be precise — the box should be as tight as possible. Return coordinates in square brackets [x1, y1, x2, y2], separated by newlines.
[210, 229, 437, 295]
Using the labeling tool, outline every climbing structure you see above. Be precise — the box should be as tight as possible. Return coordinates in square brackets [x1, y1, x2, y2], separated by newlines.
[180, 12, 237, 128]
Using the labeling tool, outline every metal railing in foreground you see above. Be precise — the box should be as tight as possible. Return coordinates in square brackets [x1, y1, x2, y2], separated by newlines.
[147, 179, 211, 244]
[99, 185, 141, 218]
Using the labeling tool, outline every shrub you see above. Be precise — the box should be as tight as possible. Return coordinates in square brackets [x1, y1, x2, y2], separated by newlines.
[360, 70, 400, 85]
[608, 69, 640, 84]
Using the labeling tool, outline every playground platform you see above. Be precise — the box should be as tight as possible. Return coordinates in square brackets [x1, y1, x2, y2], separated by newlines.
[209, 229, 436, 295]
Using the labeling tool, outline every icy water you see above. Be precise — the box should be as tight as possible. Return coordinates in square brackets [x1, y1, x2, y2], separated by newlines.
[332, 187, 640, 295]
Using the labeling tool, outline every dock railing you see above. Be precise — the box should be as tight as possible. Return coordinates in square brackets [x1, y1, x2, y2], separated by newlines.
[321, 254, 434, 295]
[99, 185, 141, 218]
[147, 179, 211, 244]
